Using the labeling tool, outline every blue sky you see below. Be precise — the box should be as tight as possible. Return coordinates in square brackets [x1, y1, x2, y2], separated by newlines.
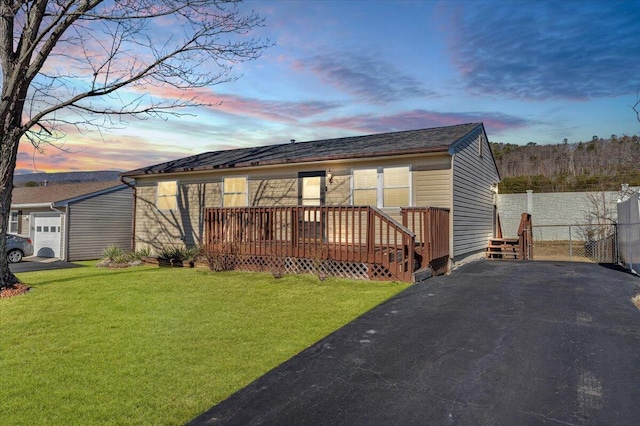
[16, 0, 640, 174]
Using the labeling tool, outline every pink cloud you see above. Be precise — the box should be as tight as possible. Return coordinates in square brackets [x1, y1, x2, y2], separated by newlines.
[312, 109, 532, 136]
[138, 85, 340, 123]
[15, 133, 190, 174]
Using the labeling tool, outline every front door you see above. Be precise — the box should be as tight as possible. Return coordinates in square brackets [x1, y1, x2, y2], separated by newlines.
[299, 172, 326, 240]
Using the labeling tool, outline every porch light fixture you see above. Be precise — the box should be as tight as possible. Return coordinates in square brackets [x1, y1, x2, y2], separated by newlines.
[327, 170, 333, 184]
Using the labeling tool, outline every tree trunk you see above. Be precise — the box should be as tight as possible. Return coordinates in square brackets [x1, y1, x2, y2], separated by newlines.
[0, 130, 21, 288]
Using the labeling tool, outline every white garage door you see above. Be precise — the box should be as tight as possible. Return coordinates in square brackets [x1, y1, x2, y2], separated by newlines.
[33, 213, 61, 258]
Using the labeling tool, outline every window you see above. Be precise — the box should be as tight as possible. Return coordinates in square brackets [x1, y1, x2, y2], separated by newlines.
[352, 166, 410, 208]
[301, 176, 322, 206]
[353, 169, 378, 206]
[479, 134, 484, 158]
[223, 177, 248, 207]
[383, 166, 410, 207]
[157, 180, 178, 210]
[9, 211, 19, 234]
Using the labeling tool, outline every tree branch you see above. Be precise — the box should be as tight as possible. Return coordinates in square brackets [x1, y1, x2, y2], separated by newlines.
[3, 0, 270, 145]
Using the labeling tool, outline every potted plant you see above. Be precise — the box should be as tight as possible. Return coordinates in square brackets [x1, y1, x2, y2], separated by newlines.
[157, 246, 187, 267]
[185, 246, 199, 268]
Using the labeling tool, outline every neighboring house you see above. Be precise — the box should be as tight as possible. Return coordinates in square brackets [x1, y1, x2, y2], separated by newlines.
[122, 123, 501, 268]
[10, 181, 133, 260]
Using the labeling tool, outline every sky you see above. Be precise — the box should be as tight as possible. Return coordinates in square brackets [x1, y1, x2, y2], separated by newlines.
[14, 0, 640, 175]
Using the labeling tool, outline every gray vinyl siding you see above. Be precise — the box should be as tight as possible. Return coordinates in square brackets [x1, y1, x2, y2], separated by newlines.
[67, 187, 133, 260]
[451, 127, 500, 259]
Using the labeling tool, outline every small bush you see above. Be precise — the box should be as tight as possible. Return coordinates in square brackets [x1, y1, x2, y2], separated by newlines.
[130, 247, 151, 261]
[99, 245, 148, 267]
[184, 246, 199, 261]
[102, 245, 127, 263]
[158, 246, 188, 261]
[199, 242, 239, 272]
[270, 257, 285, 279]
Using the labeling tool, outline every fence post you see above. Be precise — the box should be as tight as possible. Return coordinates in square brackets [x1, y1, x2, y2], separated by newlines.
[614, 223, 619, 264]
[568, 225, 572, 260]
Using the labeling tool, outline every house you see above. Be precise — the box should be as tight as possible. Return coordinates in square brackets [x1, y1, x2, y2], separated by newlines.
[10, 181, 133, 260]
[121, 123, 501, 280]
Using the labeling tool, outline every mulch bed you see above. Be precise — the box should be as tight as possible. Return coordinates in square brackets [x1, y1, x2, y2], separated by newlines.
[1, 283, 31, 298]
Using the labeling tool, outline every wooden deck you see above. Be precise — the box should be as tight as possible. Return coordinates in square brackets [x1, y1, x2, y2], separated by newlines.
[204, 206, 450, 282]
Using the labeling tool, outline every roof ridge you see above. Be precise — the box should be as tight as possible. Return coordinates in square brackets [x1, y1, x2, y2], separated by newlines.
[122, 123, 483, 177]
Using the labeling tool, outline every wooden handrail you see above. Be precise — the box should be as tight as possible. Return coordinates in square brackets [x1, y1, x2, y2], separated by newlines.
[401, 207, 450, 275]
[517, 212, 533, 260]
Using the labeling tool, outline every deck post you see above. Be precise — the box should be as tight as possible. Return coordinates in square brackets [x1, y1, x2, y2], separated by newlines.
[291, 208, 299, 258]
[366, 208, 375, 265]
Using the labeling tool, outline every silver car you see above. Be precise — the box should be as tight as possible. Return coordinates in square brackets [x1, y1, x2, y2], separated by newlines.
[6, 234, 34, 263]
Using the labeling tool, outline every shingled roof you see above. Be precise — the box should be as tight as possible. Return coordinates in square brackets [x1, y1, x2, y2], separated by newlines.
[122, 123, 483, 177]
[11, 181, 126, 206]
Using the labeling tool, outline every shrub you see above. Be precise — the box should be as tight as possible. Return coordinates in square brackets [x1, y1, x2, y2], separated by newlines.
[269, 256, 285, 279]
[98, 245, 137, 267]
[184, 246, 199, 261]
[129, 247, 151, 261]
[102, 245, 127, 263]
[199, 242, 239, 272]
[158, 246, 188, 261]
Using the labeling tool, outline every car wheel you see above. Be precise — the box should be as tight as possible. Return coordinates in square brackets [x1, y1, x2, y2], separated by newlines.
[8, 249, 23, 263]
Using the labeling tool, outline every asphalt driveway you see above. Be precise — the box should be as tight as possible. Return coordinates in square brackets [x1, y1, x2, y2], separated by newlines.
[8, 256, 81, 273]
[189, 260, 640, 426]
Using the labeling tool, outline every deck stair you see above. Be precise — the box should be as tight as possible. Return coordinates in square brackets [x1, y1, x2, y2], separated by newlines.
[486, 237, 520, 259]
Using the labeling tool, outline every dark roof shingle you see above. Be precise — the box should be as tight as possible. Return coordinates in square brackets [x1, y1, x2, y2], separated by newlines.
[122, 123, 482, 177]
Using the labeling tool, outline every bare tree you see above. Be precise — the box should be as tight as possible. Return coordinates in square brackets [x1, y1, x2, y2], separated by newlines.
[0, 0, 270, 288]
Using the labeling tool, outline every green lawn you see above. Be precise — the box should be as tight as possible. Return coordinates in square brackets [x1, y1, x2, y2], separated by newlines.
[0, 263, 409, 425]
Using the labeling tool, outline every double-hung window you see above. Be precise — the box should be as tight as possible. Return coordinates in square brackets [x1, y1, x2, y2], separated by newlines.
[157, 181, 178, 210]
[352, 169, 378, 206]
[223, 177, 248, 207]
[352, 166, 410, 208]
[9, 211, 19, 234]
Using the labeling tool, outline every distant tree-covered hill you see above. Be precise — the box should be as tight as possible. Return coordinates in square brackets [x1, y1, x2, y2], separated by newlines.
[13, 170, 121, 187]
[491, 135, 640, 193]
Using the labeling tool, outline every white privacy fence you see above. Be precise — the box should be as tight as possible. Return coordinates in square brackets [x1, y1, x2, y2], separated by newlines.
[617, 192, 640, 274]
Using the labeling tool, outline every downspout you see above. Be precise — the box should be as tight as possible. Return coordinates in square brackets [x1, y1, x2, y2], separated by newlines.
[447, 153, 455, 264]
[50, 204, 69, 261]
[120, 176, 136, 251]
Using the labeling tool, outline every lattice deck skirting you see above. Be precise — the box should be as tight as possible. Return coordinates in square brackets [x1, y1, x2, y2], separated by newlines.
[233, 254, 395, 281]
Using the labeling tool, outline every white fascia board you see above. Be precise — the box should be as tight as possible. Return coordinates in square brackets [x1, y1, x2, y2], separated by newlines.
[11, 203, 51, 209]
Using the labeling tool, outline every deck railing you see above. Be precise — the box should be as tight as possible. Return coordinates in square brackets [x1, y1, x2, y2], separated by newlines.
[517, 212, 533, 260]
[401, 207, 450, 275]
[204, 206, 418, 281]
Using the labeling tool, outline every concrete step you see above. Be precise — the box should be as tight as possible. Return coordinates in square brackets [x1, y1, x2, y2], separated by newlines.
[413, 267, 433, 283]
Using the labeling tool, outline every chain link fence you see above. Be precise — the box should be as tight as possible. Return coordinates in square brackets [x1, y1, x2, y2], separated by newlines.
[532, 224, 617, 263]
